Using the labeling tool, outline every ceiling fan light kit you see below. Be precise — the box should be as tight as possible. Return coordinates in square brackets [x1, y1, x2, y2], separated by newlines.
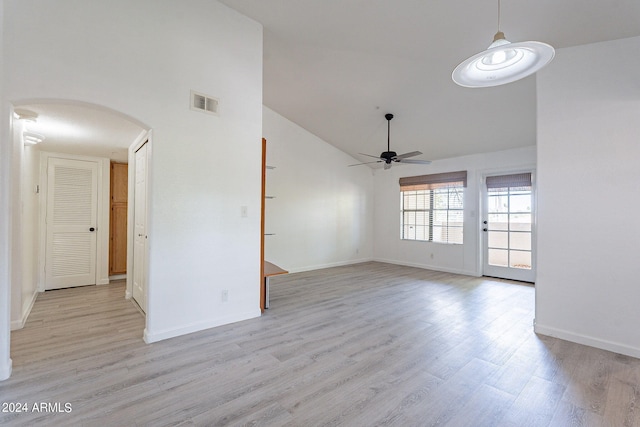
[452, 1, 554, 88]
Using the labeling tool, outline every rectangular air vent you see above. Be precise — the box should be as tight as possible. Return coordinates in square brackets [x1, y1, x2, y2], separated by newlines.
[190, 91, 219, 115]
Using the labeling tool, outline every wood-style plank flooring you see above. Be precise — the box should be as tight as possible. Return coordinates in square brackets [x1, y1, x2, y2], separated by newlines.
[1, 262, 640, 426]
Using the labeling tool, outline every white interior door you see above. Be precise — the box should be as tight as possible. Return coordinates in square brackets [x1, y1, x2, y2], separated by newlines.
[482, 172, 536, 283]
[132, 142, 148, 312]
[45, 158, 98, 290]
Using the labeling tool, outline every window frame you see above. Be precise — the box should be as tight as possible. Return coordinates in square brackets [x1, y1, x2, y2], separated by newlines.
[400, 181, 465, 245]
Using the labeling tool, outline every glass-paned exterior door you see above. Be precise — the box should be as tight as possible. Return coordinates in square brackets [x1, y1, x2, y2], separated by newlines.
[483, 173, 535, 283]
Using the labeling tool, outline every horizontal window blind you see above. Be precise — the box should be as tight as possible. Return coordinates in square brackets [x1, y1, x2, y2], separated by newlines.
[486, 173, 531, 189]
[399, 170, 467, 191]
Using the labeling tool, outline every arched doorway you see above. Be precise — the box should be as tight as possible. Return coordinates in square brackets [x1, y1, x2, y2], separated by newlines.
[2, 100, 151, 380]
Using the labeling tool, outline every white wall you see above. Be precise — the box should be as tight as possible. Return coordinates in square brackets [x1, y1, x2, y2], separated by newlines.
[1, 0, 263, 358]
[262, 106, 374, 272]
[17, 145, 39, 329]
[373, 146, 536, 276]
[10, 118, 23, 327]
[536, 36, 640, 358]
[10, 120, 39, 331]
[0, 0, 13, 381]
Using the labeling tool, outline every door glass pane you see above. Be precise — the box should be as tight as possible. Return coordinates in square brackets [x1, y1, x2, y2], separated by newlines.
[487, 195, 508, 213]
[488, 213, 508, 231]
[510, 213, 531, 231]
[489, 249, 508, 267]
[510, 194, 532, 212]
[488, 231, 508, 249]
[510, 232, 531, 251]
[510, 250, 532, 269]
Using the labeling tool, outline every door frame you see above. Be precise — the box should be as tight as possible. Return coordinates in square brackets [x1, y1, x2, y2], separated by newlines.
[480, 166, 537, 283]
[126, 131, 151, 313]
[38, 151, 111, 291]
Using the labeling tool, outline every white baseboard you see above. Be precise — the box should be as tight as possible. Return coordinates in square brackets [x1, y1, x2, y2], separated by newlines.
[109, 274, 126, 281]
[143, 309, 262, 344]
[0, 358, 12, 381]
[535, 323, 640, 359]
[10, 290, 38, 331]
[373, 257, 479, 277]
[285, 257, 374, 274]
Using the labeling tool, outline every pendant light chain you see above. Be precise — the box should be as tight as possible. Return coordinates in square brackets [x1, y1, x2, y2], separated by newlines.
[497, 0, 501, 32]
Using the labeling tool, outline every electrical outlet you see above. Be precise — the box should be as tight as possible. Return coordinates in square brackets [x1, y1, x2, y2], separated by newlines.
[221, 290, 228, 302]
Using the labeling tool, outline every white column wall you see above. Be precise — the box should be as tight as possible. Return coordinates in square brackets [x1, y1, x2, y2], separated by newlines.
[536, 36, 640, 357]
[0, 0, 13, 380]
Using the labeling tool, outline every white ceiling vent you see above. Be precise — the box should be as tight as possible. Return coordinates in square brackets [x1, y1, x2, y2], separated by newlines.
[190, 91, 219, 116]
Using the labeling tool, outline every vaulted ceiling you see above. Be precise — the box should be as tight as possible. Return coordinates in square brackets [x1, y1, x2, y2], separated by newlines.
[219, 0, 640, 164]
[14, 1, 640, 165]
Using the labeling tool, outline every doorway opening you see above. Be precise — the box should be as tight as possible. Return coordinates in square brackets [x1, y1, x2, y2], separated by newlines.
[8, 100, 150, 368]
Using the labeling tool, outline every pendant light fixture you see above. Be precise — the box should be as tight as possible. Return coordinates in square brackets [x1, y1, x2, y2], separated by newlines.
[452, 0, 554, 88]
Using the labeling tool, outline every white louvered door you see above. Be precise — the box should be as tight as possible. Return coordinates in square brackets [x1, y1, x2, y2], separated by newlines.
[45, 158, 99, 290]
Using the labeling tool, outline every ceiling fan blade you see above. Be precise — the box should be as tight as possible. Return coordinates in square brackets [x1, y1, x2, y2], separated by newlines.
[348, 160, 382, 167]
[394, 151, 422, 160]
[358, 152, 382, 159]
[396, 158, 432, 165]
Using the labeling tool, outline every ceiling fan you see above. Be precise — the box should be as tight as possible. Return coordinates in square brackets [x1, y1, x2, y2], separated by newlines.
[349, 113, 431, 170]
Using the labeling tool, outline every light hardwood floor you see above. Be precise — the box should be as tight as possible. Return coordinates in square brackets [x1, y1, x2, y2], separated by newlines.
[1, 262, 639, 426]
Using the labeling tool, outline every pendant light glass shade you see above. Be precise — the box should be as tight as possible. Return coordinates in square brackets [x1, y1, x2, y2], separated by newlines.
[452, 31, 554, 88]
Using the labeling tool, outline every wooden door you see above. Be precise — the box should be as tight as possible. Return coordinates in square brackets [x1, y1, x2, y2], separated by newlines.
[133, 142, 148, 312]
[109, 162, 128, 275]
[45, 157, 98, 290]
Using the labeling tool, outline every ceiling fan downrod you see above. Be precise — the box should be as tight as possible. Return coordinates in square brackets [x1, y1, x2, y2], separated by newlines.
[385, 113, 393, 153]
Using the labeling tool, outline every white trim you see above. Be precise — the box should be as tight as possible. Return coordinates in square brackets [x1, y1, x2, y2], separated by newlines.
[0, 359, 11, 381]
[535, 323, 640, 359]
[127, 131, 152, 326]
[373, 257, 479, 277]
[284, 257, 374, 274]
[10, 289, 37, 330]
[143, 309, 261, 343]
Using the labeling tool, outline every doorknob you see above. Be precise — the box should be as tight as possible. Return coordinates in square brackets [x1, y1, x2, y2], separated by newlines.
[483, 228, 488, 232]
[89, 227, 95, 232]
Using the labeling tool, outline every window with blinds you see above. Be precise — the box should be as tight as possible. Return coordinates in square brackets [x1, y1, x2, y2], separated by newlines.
[399, 171, 466, 244]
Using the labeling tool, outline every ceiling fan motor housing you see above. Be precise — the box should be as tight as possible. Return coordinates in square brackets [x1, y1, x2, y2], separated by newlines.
[380, 151, 396, 163]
